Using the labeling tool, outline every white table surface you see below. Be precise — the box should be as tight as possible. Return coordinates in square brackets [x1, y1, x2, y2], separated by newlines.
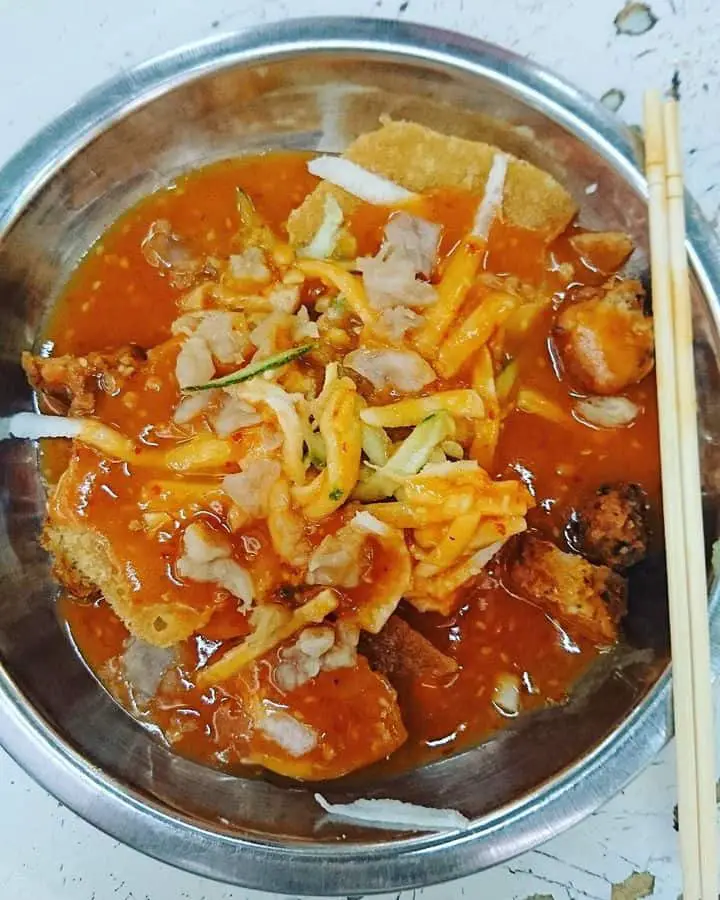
[1, 1, 719, 898]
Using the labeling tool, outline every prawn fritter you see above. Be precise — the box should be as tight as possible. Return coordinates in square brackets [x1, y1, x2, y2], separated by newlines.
[22, 344, 146, 417]
[572, 482, 650, 570]
[505, 534, 627, 645]
[554, 279, 654, 395]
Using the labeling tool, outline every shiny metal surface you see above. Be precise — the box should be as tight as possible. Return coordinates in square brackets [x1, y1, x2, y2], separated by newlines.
[0, 17, 719, 895]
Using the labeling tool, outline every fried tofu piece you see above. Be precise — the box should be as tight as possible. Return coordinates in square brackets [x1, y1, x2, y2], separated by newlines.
[554, 278, 654, 395]
[505, 534, 627, 645]
[288, 121, 578, 250]
[43, 522, 215, 647]
[361, 614, 458, 684]
[569, 231, 634, 274]
[574, 482, 650, 571]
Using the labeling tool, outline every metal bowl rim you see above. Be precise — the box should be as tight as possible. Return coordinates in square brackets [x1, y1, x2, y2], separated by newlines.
[1, 15, 719, 894]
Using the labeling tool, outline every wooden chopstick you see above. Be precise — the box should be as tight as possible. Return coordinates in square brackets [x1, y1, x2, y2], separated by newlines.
[644, 90, 718, 900]
[662, 97, 719, 900]
[644, 89, 703, 900]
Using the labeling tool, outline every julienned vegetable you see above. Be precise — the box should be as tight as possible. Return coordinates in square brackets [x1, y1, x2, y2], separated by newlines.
[354, 412, 455, 502]
[185, 344, 315, 392]
[306, 156, 416, 205]
[299, 196, 344, 259]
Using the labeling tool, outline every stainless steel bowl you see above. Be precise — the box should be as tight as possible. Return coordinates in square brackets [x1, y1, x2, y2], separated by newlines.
[1, 17, 720, 895]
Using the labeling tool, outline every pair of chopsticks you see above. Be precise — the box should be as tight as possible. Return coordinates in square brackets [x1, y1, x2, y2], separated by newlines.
[644, 91, 718, 900]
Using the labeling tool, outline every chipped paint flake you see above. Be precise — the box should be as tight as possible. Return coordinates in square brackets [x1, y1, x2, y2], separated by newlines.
[601, 88, 626, 112]
[614, 2, 659, 35]
[611, 870, 655, 900]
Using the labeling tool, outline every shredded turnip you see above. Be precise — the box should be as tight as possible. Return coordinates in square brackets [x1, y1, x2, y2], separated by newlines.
[351, 511, 391, 537]
[344, 349, 436, 393]
[385, 213, 440, 277]
[293, 306, 320, 342]
[172, 312, 249, 365]
[267, 285, 301, 314]
[180, 521, 229, 565]
[173, 392, 213, 425]
[472, 153, 508, 240]
[321, 621, 361, 671]
[296, 627, 337, 658]
[274, 624, 359, 692]
[492, 672, 521, 717]
[222, 460, 281, 520]
[249, 311, 292, 359]
[177, 522, 254, 609]
[307, 156, 416, 206]
[307, 527, 366, 588]
[468, 539, 508, 573]
[357, 251, 436, 309]
[257, 708, 318, 757]
[213, 559, 256, 604]
[229, 247, 271, 283]
[6, 413, 134, 461]
[374, 306, 424, 341]
[314, 794, 470, 832]
[123, 637, 176, 703]
[198, 312, 250, 365]
[176, 335, 215, 389]
[300, 195, 344, 259]
[574, 395, 640, 429]
[256, 424, 283, 453]
[6, 412, 82, 441]
[234, 381, 305, 484]
[211, 396, 263, 437]
[356, 212, 440, 309]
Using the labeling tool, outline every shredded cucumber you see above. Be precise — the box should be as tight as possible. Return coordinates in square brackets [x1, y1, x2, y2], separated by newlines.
[185, 344, 314, 392]
[304, 429, 327, 468]
[361, 422, 392, 467]
[353, 412, 454, 502]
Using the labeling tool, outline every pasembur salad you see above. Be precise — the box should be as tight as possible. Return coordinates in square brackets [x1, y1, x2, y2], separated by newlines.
[15, 122, 660, 780]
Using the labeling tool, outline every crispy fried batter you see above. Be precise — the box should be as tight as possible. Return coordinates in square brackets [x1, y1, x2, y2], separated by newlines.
[22, 344, 146, 416]
[554, 279, 654, 395]
[573, 482, 650, 570]
[288, 121, 578, 251]
[43, 522, 214, 647]
[360, 614, 458, 684]
[504, 534, 627, 644]
[569, 231, 634, 274]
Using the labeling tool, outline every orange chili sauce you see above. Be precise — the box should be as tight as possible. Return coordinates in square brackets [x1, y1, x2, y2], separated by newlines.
[46, 152, 661, 778]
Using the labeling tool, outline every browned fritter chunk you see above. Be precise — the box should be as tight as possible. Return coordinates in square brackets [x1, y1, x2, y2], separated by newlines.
[43, 522, 214, 647]
[22, 344, 146, 416]
[360, 614, 458, 684]
[574, 482, 650, 570]
[505, 534, 627, 645]
[569, 231, 634, 274]
[554, 279, 654, 395]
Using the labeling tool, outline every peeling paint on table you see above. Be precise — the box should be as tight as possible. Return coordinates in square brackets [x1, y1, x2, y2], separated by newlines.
[0, 0, 719, 898]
